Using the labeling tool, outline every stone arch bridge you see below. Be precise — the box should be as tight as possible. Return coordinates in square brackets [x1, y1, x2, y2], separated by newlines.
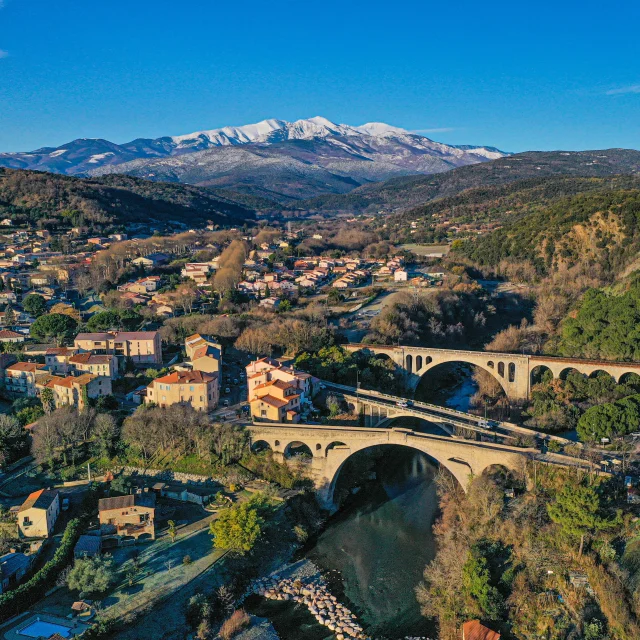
[344, 344, 640, 403]
[248, 423, 566, 509]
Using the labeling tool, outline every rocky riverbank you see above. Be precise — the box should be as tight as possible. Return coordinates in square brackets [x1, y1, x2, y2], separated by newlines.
[247, 561, 435, 640]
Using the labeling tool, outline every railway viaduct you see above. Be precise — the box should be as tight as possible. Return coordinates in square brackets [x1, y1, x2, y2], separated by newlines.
[343, 343, 640, 403]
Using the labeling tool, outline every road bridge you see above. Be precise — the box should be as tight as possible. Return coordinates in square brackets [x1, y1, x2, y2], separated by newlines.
[322, 382, 565, 445]
[247, 421, 589, 509]
[343, 344, 640, 403]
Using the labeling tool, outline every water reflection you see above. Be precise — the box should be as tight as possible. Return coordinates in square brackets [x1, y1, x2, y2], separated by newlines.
[307, 446, 439, 638]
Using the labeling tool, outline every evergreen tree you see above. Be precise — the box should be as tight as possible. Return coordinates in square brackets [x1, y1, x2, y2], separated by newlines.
[548, 481, 620, 555]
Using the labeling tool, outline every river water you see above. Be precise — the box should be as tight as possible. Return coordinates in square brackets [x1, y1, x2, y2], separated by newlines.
[306, 446, 439, 639]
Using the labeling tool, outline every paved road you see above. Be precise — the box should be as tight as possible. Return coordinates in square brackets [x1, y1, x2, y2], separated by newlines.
[322, 381, 570, 445]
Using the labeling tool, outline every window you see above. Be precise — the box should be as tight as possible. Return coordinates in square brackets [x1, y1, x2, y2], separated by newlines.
[190, 386, 194, 391]
[261, 410, 267, 417]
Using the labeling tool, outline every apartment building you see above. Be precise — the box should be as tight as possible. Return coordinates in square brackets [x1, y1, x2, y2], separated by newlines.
[184, 334, 222, 375]
[74, 331, 162, 365]
[249, 379, 301, 423]
[41, 373, 112, 409]
[246, 358, 315, 401]
[4, 362, 48, 397]
[145, 370, 219, 411]
[45, 347, 80, 375]
[68, 352, 118, 379]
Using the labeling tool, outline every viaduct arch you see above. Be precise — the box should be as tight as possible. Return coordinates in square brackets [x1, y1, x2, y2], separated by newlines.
[248, 423, 533, 509]
[343, 344, 640, 403]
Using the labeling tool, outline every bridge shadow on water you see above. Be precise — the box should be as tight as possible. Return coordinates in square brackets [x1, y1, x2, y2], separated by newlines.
[304, 445, 441, 639]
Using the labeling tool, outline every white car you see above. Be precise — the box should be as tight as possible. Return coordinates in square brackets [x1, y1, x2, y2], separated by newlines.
[478, 420, 490, 429]
[397, 401, 409, 408]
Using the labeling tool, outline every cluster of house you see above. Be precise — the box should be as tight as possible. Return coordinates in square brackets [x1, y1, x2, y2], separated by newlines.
[0, 328, 228, 413]
[246, 356, 319, 423]
[0, 470, 224, 594]
[2, 330, 162, 409]
[237, 255, 374, 303]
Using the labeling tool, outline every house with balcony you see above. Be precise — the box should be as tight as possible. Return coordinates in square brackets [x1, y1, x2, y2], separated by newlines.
[68, 352, 118, 379]
[4, 362, 48, 398]
[45, 347, 80, 375]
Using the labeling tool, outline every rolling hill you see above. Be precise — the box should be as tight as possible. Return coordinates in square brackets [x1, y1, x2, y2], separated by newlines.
[296, 149, 640, 214]
[0, 169, 258, 229]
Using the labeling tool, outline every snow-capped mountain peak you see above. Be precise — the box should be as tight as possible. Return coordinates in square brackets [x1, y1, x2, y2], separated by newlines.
[354, 122, 410, 137]
[0, 116, 509, 202]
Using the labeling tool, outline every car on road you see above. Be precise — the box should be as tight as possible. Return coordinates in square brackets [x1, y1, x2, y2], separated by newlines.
[397, 401, 409, 408]
[224, 387, 231, 394]
[478, 420, 490, 429]
[487, 420, 499, 428]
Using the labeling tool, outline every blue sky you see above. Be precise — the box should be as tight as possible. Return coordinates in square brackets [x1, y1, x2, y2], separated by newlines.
[0, 0, 638, 153]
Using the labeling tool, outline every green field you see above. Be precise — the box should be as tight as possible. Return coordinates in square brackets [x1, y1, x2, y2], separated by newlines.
[399, 243, 450, 256]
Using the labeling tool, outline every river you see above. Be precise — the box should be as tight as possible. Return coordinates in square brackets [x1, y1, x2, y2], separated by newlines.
[305, 446, 440, 639]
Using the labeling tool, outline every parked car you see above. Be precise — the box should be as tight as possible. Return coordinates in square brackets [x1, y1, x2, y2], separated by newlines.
[224, 387, 231, 394]
[62, 497, 70, 511]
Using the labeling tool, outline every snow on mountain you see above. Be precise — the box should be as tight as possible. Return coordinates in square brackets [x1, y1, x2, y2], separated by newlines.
[0, 116, 509, 202]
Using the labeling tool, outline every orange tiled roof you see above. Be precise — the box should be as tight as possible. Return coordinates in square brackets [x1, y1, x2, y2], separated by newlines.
[6, 362, 45, 372]
[154, 370, 215, 385]
[251, 394, 288, 409]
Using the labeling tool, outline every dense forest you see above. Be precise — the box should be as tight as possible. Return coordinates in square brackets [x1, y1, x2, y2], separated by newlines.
[0, 169, 257, 229]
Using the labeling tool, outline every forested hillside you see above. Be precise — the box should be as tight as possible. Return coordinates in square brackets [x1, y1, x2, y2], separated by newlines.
[0, 169, 257, 230]
[450, 180, 640, 275]
[296, 149, 640, 214]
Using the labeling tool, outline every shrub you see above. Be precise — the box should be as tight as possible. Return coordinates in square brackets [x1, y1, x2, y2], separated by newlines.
[0, 518, 82, 622]
[219, 609, 251, 640]
[183, 554, 192, 565]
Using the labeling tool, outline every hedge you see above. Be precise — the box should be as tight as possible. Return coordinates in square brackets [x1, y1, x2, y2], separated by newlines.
[0, 517, 82, 622]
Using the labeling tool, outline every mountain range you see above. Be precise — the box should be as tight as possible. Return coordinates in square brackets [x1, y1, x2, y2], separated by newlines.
[0, 117, 507, 202]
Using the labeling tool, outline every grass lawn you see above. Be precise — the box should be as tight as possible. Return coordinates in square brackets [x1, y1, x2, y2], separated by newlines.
[399, 243, 450, 256]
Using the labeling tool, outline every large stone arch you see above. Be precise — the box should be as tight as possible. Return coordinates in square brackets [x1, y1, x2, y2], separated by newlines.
[247, 424, 539, 510]
[315, 430, 530, 508]
[415, 358, 510, 399]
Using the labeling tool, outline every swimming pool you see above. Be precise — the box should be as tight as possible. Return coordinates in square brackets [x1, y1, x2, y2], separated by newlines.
[19, 619, 73, 638]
